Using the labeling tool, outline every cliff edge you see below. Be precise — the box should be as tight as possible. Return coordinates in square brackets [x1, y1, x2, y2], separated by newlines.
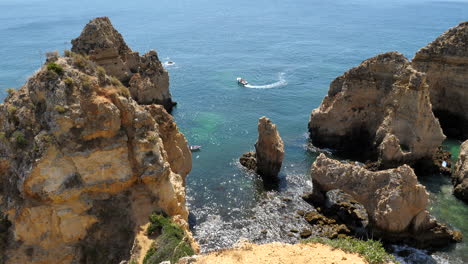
[0, 49, 193, 263]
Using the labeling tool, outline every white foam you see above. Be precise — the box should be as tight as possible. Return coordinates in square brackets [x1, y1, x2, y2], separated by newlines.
[244, 72, 287, 89]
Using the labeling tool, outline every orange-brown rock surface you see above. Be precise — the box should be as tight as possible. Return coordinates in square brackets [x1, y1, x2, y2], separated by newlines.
[309, 52, 445, 168]
[255, 117, 284, 178]
[412, 22, 468, 140]
[240, 117, 284, 181]
[0, 51, 193, 263]
[71, 17, 175, 111]
[453, 140, 468, 202]
[311, 154, 461, 248]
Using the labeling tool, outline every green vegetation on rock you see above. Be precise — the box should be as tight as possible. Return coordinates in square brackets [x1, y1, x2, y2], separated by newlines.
[11, 131, 27, 148]
[302, 237, 398, 264]
[47, 62, 64, 75]
[143, 213, 194, 264]
[54, 105, 66, 114]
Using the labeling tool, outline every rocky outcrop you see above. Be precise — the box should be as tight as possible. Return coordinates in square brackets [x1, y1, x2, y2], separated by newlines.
[311, 154, 461, 248]
[240, 117, 284, 181]
[412, 22, 468, 140]
[303, 189, 369, 238]
[256, 117, 284, 178]
[309, 52, 445, 168]
[0, 51, 193, 263]
[71, 17, 175, 111]
[453, 140, 468, 202]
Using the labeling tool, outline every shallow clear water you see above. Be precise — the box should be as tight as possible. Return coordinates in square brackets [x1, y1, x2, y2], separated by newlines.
[1, 0, 467, 263]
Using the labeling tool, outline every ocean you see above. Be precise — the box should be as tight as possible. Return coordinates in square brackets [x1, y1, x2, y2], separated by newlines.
[0, 0, 467, 263]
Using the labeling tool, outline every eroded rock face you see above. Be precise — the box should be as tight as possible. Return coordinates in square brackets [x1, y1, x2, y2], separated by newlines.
[309, 52, 445, 168]
[71, 17, 175, 111]
[255, 117, 284, 178]
[239, 117, 284, 181]
[412, 22, 468, 140]
[311, 154, 461, 248]
[453, 140, 468, 202]
[0, 53, 193, 263]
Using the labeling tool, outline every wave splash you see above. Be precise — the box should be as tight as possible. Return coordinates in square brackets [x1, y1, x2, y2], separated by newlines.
[244, 72, 287, 89]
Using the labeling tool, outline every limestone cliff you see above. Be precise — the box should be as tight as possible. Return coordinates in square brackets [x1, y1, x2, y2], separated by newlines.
[0, 51, 193, 263]
[412, 22, 468, 140]
[311, 154, 461, 248]
[453, 140, 468, 202]
[71, 17, 175, 111]
[240, 117, 284, 182]
[309, 52, 445, 168]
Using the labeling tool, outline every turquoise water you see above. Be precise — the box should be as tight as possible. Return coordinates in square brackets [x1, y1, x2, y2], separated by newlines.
[1, 0, 468, 263]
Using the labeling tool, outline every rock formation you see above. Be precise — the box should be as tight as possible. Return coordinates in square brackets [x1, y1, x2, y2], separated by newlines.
[311, 154, 461, 248]
[309, 52, 445, 168]
[0, 50, 193, 263]
[453, 140, 468, 202]
[71, 17, 176, 111]
[412, 22, 468, 140]
[255, 117, 285, 178]
[240, 117, 284, 181]
[303, 189, 369, 238]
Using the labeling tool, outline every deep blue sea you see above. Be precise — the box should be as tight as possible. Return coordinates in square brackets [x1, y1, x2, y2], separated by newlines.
[1, 0, 467, 263]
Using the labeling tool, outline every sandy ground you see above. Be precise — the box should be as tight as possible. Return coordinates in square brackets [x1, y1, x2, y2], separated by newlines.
[192, 242, 367, 264]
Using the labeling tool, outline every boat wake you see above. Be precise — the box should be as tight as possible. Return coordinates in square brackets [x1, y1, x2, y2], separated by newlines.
[244, 73, 287, 89]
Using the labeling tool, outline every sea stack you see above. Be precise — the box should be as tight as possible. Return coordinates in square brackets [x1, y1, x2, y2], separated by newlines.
[309, 52, 445, 168]
[71, 17, 176, 111]
[311, 154, 462, 248]
[412, 22, 468, 140]
[240, 117, 284, 181]
[0, 32, 194, 263]
[453, 140, 468, 202]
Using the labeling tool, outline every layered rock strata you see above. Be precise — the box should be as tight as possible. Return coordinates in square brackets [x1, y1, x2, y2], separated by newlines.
[0, 51, 193, 263]
[453, 140, 468, 202]
[240, 117, 284, 181]
[412, 22, 468, 140]
[311, 154, 461, 248]
[71, 17, 175, 111]
[309, 52, 445, 168]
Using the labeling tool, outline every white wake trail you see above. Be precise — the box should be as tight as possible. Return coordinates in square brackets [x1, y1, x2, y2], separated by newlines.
[244, 73, 287, 89]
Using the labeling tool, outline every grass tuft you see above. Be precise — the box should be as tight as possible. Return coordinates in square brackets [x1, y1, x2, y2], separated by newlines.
[143, 213, 194, 264]
[302, 237, 398, 264]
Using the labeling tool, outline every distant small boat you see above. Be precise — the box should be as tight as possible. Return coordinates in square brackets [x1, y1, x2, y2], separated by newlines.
[167, 61, 175, 65]
[189, 145, 201, 151]
[237, 77, 248, 86]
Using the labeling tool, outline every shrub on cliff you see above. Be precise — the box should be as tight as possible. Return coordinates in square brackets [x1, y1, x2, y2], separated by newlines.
[143, 213, 194, 264]
[47, 62, 64, 75]
[303, 237, 398, 264]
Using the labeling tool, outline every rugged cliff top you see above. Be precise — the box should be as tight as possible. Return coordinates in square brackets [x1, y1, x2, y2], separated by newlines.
[71, 17, 130, 56]
[414, 21, 468, 61]
[71, 17, 175, 110]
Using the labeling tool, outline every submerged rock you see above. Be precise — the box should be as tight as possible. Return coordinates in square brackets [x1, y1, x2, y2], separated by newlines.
[453, 140, 468, 202]
[412, 22, 468, 140]
[239, 117, 284, 181]
[311, 154, 461, 248]
[0, 52, 194, 263]
[71, 17, 176, 111]
[309, 52, 445, 168]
